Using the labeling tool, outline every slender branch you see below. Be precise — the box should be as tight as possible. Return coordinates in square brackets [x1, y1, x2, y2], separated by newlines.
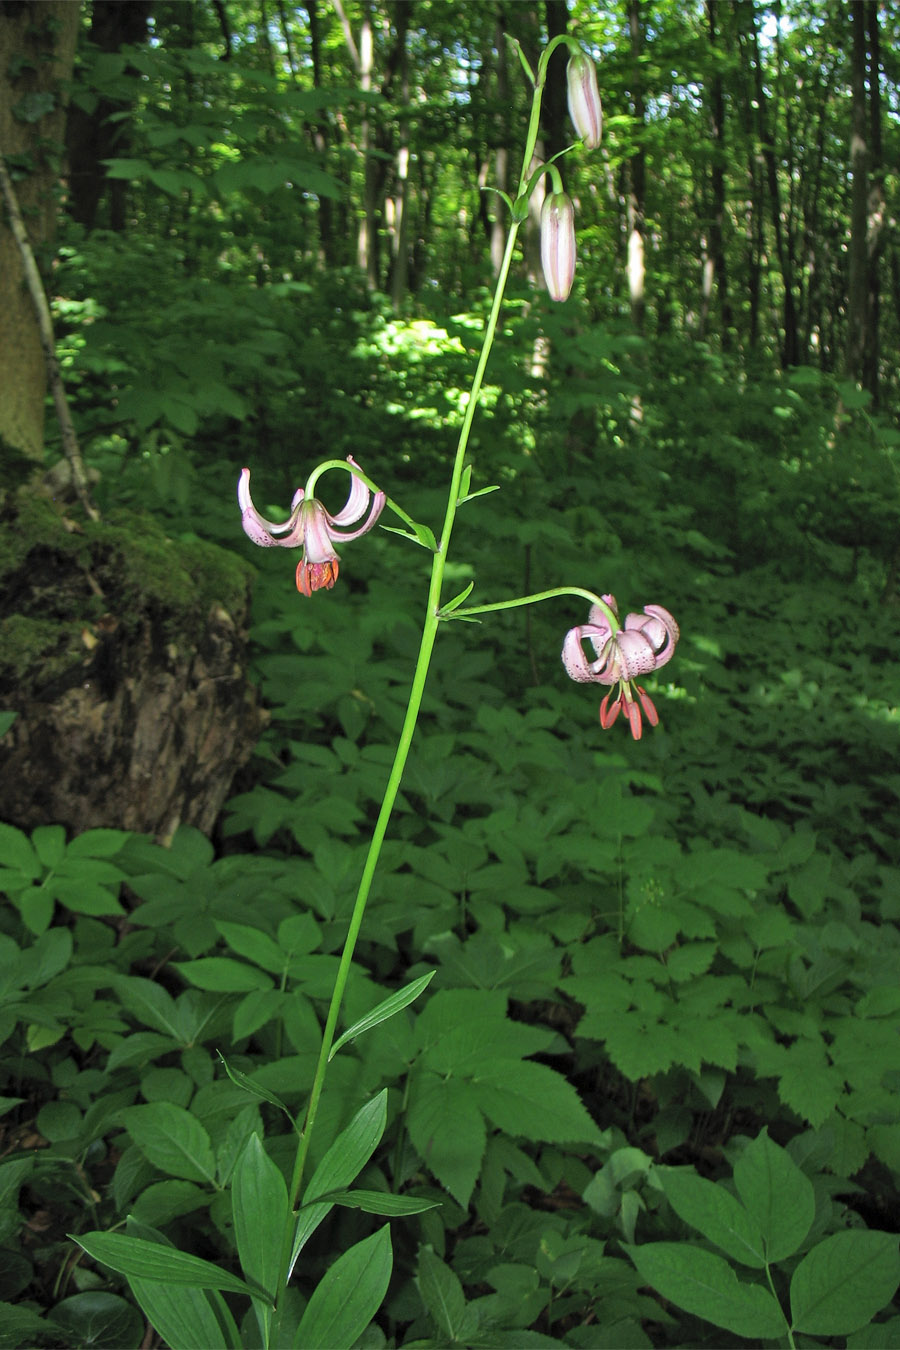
[0, 152, 100, 522]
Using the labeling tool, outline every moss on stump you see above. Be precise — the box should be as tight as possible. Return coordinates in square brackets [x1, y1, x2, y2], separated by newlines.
[0, 490, 266, 839]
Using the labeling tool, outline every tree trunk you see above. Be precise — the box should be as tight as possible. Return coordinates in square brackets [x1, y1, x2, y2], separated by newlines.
[65, 0, 152, 233]
[702, 0, 730, 345]
[863, 0, 883, 402]
[0, 0, 80, 463]
[748, 2, 799, 365]
[846, 0, 868, 382]
[626, 0, 646, 333]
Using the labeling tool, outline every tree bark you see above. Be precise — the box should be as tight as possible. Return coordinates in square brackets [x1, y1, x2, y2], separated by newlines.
[65, 1, 152, 232]
[626, 0, 646, 333]
[0, 0, 80, 463]
[846, 0, 868, 382]
[863, 0, 883, 401]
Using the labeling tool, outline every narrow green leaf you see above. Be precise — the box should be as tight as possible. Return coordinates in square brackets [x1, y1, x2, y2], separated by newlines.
[73, 1232, 266, 1301]
[658, 1167, 766, 1268]
[458, 464, 472, 499]
[625, 1242, 787, 1340]
[217, 1053, 295, 1120]
[302, 1091, 388, 1203]
[458, 483, 500, 506]
[232, 1134, 290, 1302]
[733, 1129, 814, 1262]
[293, 1226, 392, 1349]
[326, 1189, 441, 1216]
[129, 1279, 240, 1350]
[380, 523, 437, 551]
[790, 1231, 900, 1335]
[329, 973, 435, 1060]
[437, 584, 476, 619]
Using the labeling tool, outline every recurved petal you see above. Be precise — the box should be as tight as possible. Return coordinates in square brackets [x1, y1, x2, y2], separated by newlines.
[562, 626, 601, 682]
[623, 604, 679, 668]
[238, 468, 305, 547]
[328, 463, 372, 527]
[331, 487, 386, 541]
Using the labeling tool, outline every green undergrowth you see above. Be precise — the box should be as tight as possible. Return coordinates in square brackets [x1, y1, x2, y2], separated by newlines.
[1, 334, 899, 1346]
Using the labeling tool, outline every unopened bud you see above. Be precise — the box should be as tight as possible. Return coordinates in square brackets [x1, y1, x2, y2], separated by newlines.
[540, 192, 576, 302]
[567, 52, 602, 149]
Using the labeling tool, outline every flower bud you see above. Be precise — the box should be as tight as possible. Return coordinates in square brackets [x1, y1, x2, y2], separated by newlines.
[566, 52, 602, 149]
[540, 192, 576, 302]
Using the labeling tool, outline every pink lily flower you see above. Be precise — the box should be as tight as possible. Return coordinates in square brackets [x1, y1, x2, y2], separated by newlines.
[238, 457, 385, 596]
[562, 595, 679, 739]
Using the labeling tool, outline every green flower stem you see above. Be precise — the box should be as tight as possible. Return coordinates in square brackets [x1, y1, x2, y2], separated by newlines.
[303, 459, 428, 542]
[277, 50, 563, 1311]
[442, 587, 619, 630]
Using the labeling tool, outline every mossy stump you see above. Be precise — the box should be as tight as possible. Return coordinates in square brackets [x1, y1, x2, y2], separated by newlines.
[0, 491, 266, 839]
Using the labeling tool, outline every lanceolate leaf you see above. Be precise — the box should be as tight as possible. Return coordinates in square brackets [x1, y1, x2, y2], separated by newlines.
[329, 972, 435, 1060]
[293, 1226, 392, 1350]
[73, 1232, 266, 1302]
[127, 1279, 238, 1350]
[326, 1189, 441, 1216]
[217, 1053, 295, 1120]
[302, 1091, 388, 1203]
[232, 1133, 290, 1302]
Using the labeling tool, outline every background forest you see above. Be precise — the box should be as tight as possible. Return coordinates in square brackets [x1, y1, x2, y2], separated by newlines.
[1, 0, 900, 1346]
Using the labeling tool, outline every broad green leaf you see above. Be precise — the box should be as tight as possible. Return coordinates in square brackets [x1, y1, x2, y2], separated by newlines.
[329, 972, 435, 1059]
[293, 1225, 392, 1349]
[658, 1168, 766, 1267]
[120, 1102, 216, 1184]
[112, 976, 183, 1039]
[51, 1292, 143, 1350]
[67, 828, 130, 858]
[215, 921, 286, 974]
[407, 1072, 486, 1208]
[171, 957, 273, 992]
[31, 825, 66, 870]
[0, 1303, 57, 1348]
[470, 1059, 603, 1144]
[417, 1245, 469, 1342]
[733, 1130, 814, 1262]
[326, 1189, 441, 1216]
[73, 1232, 265, 1301]
[847, 1317, 900, 1347]
[232, 1133, 290, 1302]
[0, 823, 40, 877]
[303, 1091, 388, 1203]
[625, 1243, 786, 1340]
[790, 1231, 900, 1335]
